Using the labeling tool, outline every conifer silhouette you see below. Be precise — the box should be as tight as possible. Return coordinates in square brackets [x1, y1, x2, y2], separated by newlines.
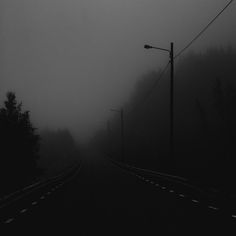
[0, 92, 41, 191]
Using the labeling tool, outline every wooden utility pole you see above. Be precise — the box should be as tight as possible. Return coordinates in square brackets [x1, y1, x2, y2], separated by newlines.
[110, 108, 125, 162]
[144, 42, 175, 163]
[107, 121, 111, 154]
[170, 42, 174, 162]
[120, 108, 125, 162]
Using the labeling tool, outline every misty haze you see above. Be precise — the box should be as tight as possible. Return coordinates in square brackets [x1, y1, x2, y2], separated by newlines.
[1, 0, 236, 234]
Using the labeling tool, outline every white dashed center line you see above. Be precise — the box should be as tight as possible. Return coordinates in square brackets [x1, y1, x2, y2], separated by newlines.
[192, 199, 199, 203]
[4, 218, 14, 224]
[128, 171, 227, 216]
[208, 206, 219, 210]
[20, 209, 27, 214]
[232, 215, 236, 218]
[32, 201, 37, 205]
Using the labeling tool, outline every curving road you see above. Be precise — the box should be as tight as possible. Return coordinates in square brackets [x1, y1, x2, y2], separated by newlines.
[3, 151, 236, 235]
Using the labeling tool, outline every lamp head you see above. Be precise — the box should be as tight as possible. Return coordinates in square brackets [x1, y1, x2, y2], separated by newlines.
[144, 44, 152, 49]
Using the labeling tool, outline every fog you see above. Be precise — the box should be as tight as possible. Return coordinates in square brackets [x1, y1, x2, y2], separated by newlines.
[1, 0, 235, 143]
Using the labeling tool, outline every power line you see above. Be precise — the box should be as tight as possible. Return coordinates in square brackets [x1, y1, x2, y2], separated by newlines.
[132, 62, 170, 111]
[129, 0, 234, 112]
[175, 0, 235, 59]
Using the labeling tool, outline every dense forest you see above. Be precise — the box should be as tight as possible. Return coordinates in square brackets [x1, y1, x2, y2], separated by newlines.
[38, 129, 79, 178]
[0, 92, 79, 195]
[92, 47, 236, 192]
[0, 92, 41, 193]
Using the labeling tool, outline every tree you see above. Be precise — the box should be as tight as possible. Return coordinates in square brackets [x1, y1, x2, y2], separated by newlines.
[195, 98, 208, 131]
[0, 92, 41, 190]
[212, 79, 236, 182]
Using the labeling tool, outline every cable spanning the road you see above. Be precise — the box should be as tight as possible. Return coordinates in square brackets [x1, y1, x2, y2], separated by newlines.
[136, 0, 235, 109]
[123, 0, 235, 114]
[141, 62, 170, 103]
[174, 0, 235, 59]
[132, 62, 170, 111]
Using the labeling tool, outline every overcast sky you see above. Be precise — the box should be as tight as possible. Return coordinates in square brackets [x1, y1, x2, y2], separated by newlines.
[0, 0, 235, 143]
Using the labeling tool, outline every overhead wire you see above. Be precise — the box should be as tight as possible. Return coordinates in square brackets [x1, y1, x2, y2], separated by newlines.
[108, 0, 235, 157]
[129, 0, 235, 112]
[174, 0, 235, 59]
[131, 62, 170, 111]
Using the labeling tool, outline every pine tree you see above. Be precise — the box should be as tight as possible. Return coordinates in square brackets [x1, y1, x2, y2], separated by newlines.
[0, 92, 41, 190]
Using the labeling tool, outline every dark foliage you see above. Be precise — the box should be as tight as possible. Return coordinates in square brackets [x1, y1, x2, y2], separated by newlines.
[93, 47, 236, 193]
[0, 92, 41, 192]
[38, 129, 79, 177]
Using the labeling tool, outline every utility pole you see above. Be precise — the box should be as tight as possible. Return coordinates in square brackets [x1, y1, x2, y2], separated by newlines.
[110, 108, 125, 162]
[170, 42, 174, 162]
[107, 121, 112, 155]
[144, 42, 175, 163]
[120, 108, 125, 163]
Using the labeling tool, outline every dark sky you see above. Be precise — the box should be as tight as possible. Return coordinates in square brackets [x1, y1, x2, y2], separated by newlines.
[1, 0, 235, 142]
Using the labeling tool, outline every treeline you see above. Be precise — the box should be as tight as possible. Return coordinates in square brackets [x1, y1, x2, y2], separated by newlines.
[0, 92, 41, 194]
[92, 46, 236, 191]
[0, 92, 79, 195]
[38, 129, 79, 178]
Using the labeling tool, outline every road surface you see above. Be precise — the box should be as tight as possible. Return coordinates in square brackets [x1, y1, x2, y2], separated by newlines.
[3, 151, 236, 235]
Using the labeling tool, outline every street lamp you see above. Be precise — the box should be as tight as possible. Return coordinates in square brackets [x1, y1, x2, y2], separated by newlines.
[110, 108, 125, 162]
[144, 42, 174, 162]
[144, 44, 170, 52]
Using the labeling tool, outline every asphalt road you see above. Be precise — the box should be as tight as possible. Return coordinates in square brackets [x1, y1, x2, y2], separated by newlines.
[3, 151, 236, 235]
